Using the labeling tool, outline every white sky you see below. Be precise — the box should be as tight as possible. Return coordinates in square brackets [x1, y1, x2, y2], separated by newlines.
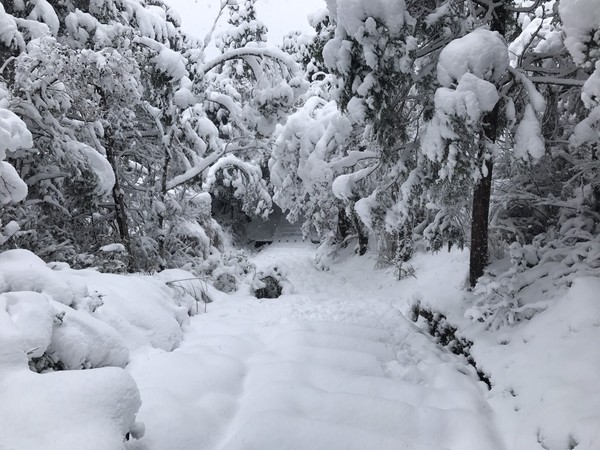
[164, 0, 327, 57]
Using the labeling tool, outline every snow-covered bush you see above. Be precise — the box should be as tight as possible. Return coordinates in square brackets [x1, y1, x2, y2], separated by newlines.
[251, 263, 293, 298]
[468, 218, 600, 329]
[155, 268, 220, 315]
[205, 248, 255, 293]
[0, 249, 191, 370]
[410, 301, 491, 389]
[0, 249, 157, 448]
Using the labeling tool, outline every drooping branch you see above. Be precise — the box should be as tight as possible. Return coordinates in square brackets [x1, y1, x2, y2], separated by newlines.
[203, 47, 301, 78]
[166, 148, 225, 191]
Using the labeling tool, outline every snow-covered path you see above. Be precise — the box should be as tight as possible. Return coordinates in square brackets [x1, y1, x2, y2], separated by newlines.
[127, 243, 503, 450]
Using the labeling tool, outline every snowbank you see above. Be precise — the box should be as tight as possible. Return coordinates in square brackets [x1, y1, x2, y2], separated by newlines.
[398, 248, 600, 450]
[0, 249, 202, 448]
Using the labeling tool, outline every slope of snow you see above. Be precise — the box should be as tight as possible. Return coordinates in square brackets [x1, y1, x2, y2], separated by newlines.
[1, 243, 598, 449]
[404, 251, 600, 450]
[126, 243, 503, 450]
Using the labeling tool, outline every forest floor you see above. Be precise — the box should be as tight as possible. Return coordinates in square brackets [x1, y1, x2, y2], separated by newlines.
[125, 243, 505, 450]
[2, 241, 597, 449]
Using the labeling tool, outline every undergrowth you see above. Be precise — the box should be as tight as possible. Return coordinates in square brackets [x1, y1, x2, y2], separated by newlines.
[410, 302, 492, 389]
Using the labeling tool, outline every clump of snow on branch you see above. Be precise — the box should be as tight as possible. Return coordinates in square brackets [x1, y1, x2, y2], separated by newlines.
[325, 0, 408, 39]
[421, 29, 508, 179]
[0, 105, 33, 204]
[559, 0, 600, 66]
[513, 104, 545, 161]
[0, 4, 25, 50]
[28, 0, 60, 37]
[581, 61, 600, 110]
[437, 28, 509, 87]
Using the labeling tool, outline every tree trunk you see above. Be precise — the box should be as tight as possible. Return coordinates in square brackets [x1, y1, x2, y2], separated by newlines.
[337, 207, 352, 241]
[105, 134, 134, 272]
[468, 2, 507, 287]
[157, 144, 171, 268]
[469, 157, 493, 286]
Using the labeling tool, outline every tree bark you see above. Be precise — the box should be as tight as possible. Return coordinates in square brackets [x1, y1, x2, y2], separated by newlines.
[469, 157, 493, 286]
[157, 144, 171, 268]
[468, 2, 507, 287]
[105, 134, 134, 272]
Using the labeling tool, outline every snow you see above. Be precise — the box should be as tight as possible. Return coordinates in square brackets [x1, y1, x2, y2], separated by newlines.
[437, 28, 509, 86]
[404, 248, 600, 450]
[421, 74, 499, 172]
[0, 247, 217, 448]
[27, 0, 60, 37]
[100, 243, 126, 253]
[434, 74, 499, 123]
[151, 46, 187, 80]
[480, 277, 600, 449]
[0, 291, 56, 359]
[2, 243, 599, 449]
[124, 0, 175, 43]
[582, 61, 600, 109]
[74, 143, 117, 196]
[0, 106, 33, 204]
[327, 0, 408, 38]
[127, 244, 503, 449]
[513, 104, 546, 160]
[0, 250, 78, 306]
[332, 166, 374, 200]
[87, 273, 187, 352]
[509, 67, 547, 113]
[0, 108, 33, 159]
[0, 256, 147, 449]
[0, 365, 142, 450]
[51, 300, 131, 369]
[421, 30, 508, 179]
[203, 46, 301, 78]
[0, 3, 24, 49]
[559, 0, 600, 65]
[0, 161, 28, 204]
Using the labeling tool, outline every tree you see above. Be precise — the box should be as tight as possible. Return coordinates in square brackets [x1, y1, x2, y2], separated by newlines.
[0, 84, 31, 206]
[315, 0, 567, 285]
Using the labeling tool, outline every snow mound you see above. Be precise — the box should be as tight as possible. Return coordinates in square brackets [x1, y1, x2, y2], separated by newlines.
[479, 277, 600, 449]
[0, 365, 142, 450]
[0, 289, 142, 449]
[0, 249, 79, 305]
[0, 248, 205, 448]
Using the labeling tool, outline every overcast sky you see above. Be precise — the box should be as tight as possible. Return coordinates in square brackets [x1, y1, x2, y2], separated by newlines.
[164, 0, 327, 56]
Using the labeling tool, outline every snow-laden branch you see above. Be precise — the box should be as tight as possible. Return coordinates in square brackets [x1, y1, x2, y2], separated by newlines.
[508, 67, 546, 113]
[25, 171, 70, 185]
[528, 76, 586, 87]
[329, 151, 378, 172]
[166, 149, 224, 191]
[203, 154, 262, 190]
[332, 165, 378, 201]
[205, 91, 245, 128]
[203, 47, 301, 78]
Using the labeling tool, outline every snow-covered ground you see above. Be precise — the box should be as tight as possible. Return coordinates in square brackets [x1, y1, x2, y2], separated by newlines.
[126, 243, 501, 449]
[2, 243, 599, 449]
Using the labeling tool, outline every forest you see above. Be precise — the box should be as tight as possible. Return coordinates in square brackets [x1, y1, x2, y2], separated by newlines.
[1, 0, 599, 449]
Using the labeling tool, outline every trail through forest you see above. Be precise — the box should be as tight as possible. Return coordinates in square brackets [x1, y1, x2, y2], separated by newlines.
[126, 243, 502, 449]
